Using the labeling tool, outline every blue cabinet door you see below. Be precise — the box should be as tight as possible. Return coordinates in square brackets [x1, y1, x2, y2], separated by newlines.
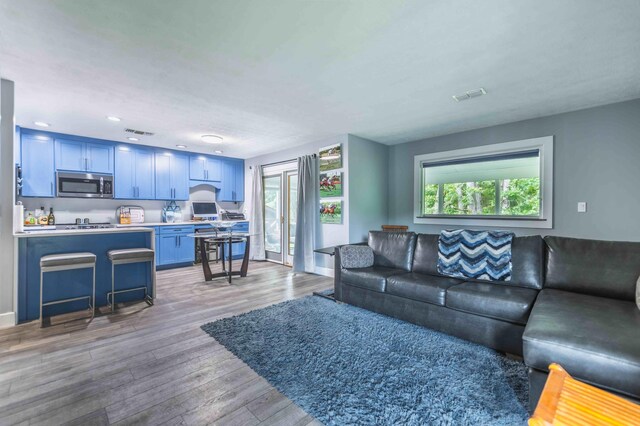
[206, 157, 222, 181]
[86, 142, 113, 173]
[55, 139, 113, 173]
[21, 134, 55, 197]
[218, 159, 244, 202]
[55, 139, 85, 171]
[158, 235, 177, 265]
[190, 155, 222, 182]
[135, 149, 155, 199]
[189, 155, 206, 181]
[175, 235, 195, 263]
[218, 160, 234, 201]
[172, 154, 190, 200]
[233, 159, 244, 201]
[154, 153, 172, 199]
[114, 147, 135, 199]
[155, 152, 188, 200]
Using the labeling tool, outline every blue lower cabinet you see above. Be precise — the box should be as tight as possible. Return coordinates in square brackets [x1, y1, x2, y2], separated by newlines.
[223, 221, 249, 260]
[157, 225, 195, 267]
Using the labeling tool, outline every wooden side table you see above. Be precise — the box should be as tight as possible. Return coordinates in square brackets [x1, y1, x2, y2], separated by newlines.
[529, 363, 640, 426]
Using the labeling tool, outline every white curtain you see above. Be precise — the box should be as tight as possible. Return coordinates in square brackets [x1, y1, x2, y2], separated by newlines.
[293, 154, 318, 273]
[248, 165, 266, 260]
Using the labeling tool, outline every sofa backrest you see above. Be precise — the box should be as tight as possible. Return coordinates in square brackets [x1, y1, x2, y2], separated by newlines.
[412, 233, 545, 289]
[544, 236, 640, 300]
[368, 231, 417, 271]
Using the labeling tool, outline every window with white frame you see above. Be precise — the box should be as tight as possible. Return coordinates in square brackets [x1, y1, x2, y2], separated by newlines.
[413, 136, 553, 229]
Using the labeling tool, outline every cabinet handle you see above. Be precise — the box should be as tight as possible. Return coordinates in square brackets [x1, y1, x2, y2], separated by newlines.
[51, 181, 54, 196]
[84, 158, 88, 170]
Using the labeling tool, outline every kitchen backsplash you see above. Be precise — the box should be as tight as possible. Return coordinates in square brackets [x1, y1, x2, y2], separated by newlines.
[19, 186, 244, 224]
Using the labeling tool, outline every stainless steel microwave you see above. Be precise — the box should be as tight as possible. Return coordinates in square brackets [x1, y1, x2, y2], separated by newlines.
[56, 171, 114, 198]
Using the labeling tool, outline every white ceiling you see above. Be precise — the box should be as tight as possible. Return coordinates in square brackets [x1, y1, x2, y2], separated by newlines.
[1, 0, 639, 159]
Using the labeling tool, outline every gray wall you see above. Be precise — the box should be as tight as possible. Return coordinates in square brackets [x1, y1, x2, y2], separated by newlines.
[348, 134, 389, 242]
[0, 79, 16, 323]
[388, 99, 640, 242]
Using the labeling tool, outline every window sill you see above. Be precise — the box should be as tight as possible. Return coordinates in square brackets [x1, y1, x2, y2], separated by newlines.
[413, 215, 551, 229]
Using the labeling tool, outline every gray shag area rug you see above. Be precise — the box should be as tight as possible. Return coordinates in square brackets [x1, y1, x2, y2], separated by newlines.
[201, 296, 529, 425]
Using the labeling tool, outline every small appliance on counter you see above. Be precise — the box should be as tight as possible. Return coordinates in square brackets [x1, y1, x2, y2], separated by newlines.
[220, 211, 246, 221]
[191, 202, 218, 221]
[116, 206, 145, 224]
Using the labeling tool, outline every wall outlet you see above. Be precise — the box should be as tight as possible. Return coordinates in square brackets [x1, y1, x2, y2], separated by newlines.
[577, 202, 587, 213]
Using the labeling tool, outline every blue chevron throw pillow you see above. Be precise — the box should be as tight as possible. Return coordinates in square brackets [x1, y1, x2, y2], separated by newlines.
[437, 229, 514, 281]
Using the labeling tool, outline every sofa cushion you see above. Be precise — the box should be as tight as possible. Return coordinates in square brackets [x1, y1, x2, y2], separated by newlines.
[339, 245, 374, 269]
[386, 273, 463, 306]
[523, 289, 640, 398]
[413, 234, 545, 289]
[368, 231, 417, 271]
[545, 236, 640, 301]
[341, 266, 405, 293]
[412, 234, 440, 276]
[445, 282, 538, 325]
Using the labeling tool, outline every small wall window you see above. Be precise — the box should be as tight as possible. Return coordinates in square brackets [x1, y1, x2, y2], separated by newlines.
[413, 136, 553, 229]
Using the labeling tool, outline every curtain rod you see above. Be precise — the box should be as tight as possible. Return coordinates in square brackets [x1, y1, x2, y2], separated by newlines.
[249, 153, 316, 169]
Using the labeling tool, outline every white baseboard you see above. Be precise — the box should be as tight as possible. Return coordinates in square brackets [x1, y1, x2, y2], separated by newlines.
[314, 266, 334, 278]
[0, 312, 16, 329]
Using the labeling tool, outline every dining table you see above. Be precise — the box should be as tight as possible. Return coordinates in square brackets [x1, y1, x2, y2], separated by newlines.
[187, 223, 253, 283]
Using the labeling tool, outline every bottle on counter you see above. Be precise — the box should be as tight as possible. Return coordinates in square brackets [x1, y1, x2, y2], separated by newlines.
[38, 206, 48, 225]
[47, 207, 55, 225]
[24, 212, 36, 225]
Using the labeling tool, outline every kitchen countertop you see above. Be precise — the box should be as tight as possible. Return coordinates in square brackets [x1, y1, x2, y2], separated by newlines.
[14, 227, 154, 238]
[115, 220, 248, 227]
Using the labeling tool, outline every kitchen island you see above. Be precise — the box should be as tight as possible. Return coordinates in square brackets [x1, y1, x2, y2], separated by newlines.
[15, 227, 154, 323]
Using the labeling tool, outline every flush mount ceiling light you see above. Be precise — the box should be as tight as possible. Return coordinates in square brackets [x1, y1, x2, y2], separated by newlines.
[214, 150, 223, 154]
[107, 116, 121, 122]
[201, 134, 223, 144]
[127, 137, 139, 141]
[176, 144, 188, 149]
[452, 88, 487, 102]
[34, 121, 50, 127]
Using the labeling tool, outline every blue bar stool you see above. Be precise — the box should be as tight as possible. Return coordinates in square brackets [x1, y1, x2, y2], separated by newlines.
[107, 248, 155, 313]
[40, 252, 96, 327]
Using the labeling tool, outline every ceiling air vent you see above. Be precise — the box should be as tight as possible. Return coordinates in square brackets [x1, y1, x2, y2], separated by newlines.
[125, 128, 155, 136]
[453, 88, 487, 102]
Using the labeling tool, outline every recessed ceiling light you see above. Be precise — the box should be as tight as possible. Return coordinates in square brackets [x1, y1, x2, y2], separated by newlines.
[107, 116, 121, 122]
[214, 150, 223, 154]
[201, 134, 223, 144]
[127, 137, 139, 141]
[452, 87, 487, 102]
[176, 144, 188, 149]
[34, 121, 50, 127]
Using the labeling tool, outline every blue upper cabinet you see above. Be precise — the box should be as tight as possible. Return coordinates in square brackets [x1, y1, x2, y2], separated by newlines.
[21, 134, 55, 197]
[115, 145, 155, 199]
[55, 138, 114, 173]
[155, 152, 189, 200]
[189, 154, 222, 182]
[218, 158, 244, 202]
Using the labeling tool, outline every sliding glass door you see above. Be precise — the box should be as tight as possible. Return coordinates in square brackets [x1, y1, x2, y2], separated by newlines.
[263, 163, 298, 265]
[263, 174, 283, 262]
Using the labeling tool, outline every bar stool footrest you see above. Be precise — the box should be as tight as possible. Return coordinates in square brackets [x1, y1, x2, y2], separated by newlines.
[107, 286, 153, 309]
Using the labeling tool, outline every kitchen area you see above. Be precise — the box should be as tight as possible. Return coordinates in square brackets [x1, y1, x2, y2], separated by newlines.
[13, 126, 249, 325]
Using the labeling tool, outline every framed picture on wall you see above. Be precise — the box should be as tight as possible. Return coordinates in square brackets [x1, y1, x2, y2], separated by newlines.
[319, 143, 342, 171]
[319, 171, 342, 198]
[320, 201, 342, 224]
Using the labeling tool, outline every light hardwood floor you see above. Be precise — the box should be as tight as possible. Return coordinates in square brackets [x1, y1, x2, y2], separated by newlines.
[0, 261, 332, 425]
